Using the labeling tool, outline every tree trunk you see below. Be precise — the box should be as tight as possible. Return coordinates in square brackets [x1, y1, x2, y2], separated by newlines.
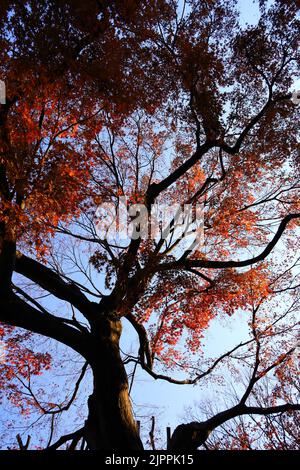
[84, 316, 143, 451]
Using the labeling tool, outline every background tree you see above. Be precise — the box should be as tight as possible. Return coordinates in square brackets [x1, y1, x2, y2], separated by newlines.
[0, 0, 299, 450]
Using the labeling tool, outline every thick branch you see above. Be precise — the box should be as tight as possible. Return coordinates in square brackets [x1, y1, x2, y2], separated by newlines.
[15, 252, 95, 320]
[146, 142, 213, 205]
[0, 292, 87, 356]
[159, 213, 300, 271]
[146, 93, 291, 204]
[126, 313, 153, 368]
[169, 403, 300, 451]
[45, 427, 85, 451]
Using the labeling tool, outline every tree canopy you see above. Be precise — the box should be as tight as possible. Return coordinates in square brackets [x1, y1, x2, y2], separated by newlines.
[0, 0, 299, 451]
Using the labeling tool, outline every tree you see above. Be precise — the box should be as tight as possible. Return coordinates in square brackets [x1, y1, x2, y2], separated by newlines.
[0, 0, 299, 451]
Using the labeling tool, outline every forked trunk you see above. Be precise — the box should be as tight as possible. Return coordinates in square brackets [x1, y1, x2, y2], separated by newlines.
[84, 316, 143, 451]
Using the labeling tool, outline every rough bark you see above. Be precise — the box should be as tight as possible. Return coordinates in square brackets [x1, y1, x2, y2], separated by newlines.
[84, 315, 143, 451]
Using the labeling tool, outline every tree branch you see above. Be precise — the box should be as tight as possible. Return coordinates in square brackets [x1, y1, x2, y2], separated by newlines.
[169, 403, 300, 451]
[159, 213, 300, 271]
[0, 292, 87, 356]
[45, 427, 85, 451]
[15, 252, 96, 321]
